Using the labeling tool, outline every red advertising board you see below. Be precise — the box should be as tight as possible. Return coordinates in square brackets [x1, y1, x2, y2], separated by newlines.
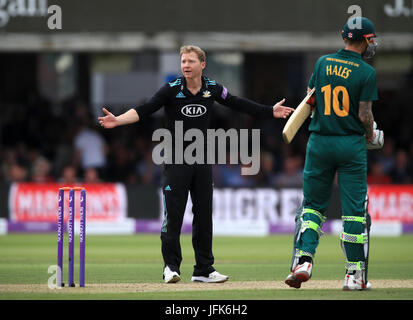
[9, 183, 127, 222]
[368, 185, 413, 223]
[7, 183, 413, 224]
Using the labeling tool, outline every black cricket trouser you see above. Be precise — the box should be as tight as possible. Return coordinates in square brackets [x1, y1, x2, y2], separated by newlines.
[161, 163, 215, 276]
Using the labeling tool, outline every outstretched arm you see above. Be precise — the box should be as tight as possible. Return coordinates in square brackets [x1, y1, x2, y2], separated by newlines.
[216, 84, 294, 119]
[98, 83, 170, 129]
[98, 108, 139, 129]
[272, 98, 295, 119]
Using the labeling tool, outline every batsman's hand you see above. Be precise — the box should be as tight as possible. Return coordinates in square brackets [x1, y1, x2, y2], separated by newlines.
[98, 108, 118, 129]
[366, 121, 384, 150]
[306, 87, 317, 118]
[273, 98, 295, 119]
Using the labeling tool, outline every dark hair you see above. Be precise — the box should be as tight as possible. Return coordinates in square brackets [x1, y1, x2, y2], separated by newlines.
[344, 38, 365, 46]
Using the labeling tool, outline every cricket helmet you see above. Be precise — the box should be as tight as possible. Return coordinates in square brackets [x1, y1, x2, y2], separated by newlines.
[341, 17, 376, 41]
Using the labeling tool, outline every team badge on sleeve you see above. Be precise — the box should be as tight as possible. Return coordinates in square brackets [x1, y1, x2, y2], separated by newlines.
[221, 86, 228, 99]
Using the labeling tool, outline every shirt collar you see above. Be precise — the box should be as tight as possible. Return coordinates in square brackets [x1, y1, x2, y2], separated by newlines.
[182, 76, 207, 94]
[337, 49, 362, 59]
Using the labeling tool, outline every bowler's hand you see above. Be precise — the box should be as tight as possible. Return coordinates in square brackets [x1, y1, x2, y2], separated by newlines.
[273, 99, 294, 119]
[98, 108, 118, 129]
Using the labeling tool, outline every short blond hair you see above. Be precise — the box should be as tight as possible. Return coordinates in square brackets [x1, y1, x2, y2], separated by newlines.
[180, 45, 206, 63]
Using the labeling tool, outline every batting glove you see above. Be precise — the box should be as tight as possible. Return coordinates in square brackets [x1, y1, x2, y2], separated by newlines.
[306, 89, 316, 118]
[366, 121, 384, 150]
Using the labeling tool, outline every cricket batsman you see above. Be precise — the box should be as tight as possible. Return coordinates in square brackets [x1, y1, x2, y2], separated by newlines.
[284, 17, 383, 290]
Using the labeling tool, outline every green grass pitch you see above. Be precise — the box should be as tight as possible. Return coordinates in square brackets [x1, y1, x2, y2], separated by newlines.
[0, 233, 412, 300]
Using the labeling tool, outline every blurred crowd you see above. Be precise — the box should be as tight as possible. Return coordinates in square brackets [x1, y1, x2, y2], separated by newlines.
[1, 92, 412, 188]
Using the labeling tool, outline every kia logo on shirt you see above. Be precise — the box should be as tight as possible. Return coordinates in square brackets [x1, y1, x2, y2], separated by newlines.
[181, 104, 207, 117]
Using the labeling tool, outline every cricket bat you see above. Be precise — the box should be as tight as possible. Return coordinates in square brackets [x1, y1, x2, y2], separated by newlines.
[282, 88, 315, 144]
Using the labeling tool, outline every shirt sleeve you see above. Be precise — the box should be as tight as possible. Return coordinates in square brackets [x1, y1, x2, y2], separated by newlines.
[134, 84, 170, 119]
[360, 69, 378, 102]
[308, 71, 316, 89]
[214, 83, 273, 118]
[308, 56, 323, 89]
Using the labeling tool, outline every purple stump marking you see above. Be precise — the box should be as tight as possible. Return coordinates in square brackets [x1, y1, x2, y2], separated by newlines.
[79, 189, 86, 287]
[57, 189, 64, 287]
[68, 189, 75, 287]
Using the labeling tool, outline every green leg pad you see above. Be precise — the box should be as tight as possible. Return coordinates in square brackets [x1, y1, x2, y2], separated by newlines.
[290, 206, 326, 271]
[342, 221, 365, 263]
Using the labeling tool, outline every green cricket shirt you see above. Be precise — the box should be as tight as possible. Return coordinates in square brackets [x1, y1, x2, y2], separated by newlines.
[308, 49, 378, 136]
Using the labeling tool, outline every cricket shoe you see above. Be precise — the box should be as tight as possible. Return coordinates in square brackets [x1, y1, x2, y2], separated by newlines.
[284, 262, 313, 289]
[191, 271, 229, 283]
[343, 270, 371, 291]
[163, 266, 181, 283]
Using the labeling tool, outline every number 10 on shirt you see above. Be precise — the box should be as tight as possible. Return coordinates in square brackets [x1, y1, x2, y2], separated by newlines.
[321, 84, 350, 117]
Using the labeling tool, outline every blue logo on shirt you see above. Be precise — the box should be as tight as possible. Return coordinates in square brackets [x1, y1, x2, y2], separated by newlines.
[176, 92, 186, 98]
[169, 79, 182, 87]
